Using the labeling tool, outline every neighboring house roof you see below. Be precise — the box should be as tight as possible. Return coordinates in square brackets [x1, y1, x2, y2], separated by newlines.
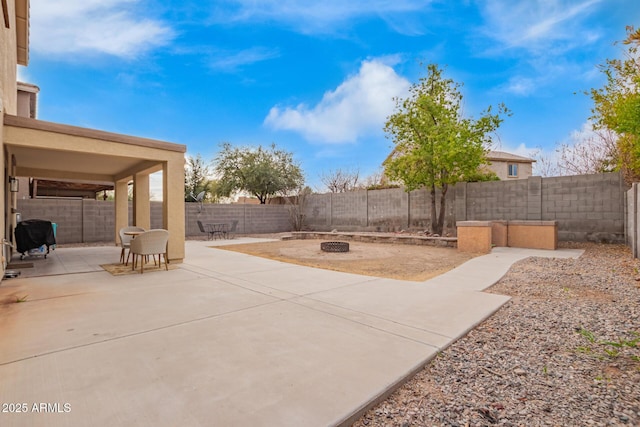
[487, 150, 535, 163]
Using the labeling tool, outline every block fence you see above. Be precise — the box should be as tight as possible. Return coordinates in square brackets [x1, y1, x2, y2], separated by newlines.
[16, 199, 292, 244]
[303, 172, 627, 243]
[627, 183, 640, 257]
[15, 172, 628, 244]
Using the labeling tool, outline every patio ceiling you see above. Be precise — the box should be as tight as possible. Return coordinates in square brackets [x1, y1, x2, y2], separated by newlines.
[10, 145, 156, 182]
[4, 115, 185, 183]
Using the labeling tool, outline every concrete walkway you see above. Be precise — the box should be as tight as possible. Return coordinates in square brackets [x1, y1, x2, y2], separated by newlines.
[0, 239, 583, 427]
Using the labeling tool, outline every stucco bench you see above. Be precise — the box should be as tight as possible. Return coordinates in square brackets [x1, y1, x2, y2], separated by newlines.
[456, 220, 558, 253]
[507, 220, 558, 250]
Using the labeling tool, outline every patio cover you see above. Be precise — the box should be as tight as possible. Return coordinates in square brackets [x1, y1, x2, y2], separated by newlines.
[2, 114, 186, 263]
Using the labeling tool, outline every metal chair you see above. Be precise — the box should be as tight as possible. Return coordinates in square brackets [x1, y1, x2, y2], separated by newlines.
[197, 220, 215, 240]
[225, 220, 239, 239]
[130, 229, 170, 274]
[119, 226, 145, 265]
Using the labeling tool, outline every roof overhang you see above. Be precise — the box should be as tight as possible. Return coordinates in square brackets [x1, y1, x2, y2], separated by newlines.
[3, 114, 186, 183]
[15, 0, 29, 66]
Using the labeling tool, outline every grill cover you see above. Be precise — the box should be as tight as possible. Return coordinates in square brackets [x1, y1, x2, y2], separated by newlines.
[15, 219, 56, 254]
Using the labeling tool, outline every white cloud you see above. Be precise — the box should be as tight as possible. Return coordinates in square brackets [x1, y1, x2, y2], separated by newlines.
[501, 76, 537, 96]
[209, 47, 280, 72]
[264, 59, 410, 143]
[30, 0, 175, 59]
[214, 0, 432, 34]
[479, 1, 604, 97]
[478, 0, 602, 54]
[564, 121, 597, 145]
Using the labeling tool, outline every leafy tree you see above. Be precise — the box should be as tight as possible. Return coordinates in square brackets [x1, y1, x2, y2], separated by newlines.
[464, 168, 500, 183]
[589, 25, 640, 183]
[185, 154, 218, 202]
[383, 63, 509, 235]
[214, 142, 304, 204]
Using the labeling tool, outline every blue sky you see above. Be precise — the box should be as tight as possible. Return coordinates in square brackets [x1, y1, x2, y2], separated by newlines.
[19, 0, 639, 193]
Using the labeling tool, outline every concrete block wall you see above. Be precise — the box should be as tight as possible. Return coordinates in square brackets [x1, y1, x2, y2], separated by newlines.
[151, 201, 164, 229]
[407, 188, 456, 231]
[304, 193, 331, 228]
[367, 188, 408, 230]
[82, 200, 115, 242]
[17, 199, 292, 244]
[243, 205, 292, 234]
[331, 190, 368, 227]
[184, 203, 291, 236]
[18, 198, 83, 244]
[462, 179, 529, 220]
[540, 173, 625, 242]
[15, 172, 628, 244]
[408, 189, 431, 229]
[303, 172, 627, 242]
[304, 186, 457, 233]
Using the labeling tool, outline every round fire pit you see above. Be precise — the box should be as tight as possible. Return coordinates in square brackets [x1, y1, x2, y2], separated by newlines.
[320, 241, 350, 253]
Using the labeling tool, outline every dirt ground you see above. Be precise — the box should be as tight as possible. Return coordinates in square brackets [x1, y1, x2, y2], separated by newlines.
[213, 239, 476, 281]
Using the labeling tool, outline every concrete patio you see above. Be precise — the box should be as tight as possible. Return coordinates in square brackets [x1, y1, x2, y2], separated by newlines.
[0, 238, 583, 426]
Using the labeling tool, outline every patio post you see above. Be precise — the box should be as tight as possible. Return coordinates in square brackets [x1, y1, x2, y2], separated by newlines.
[114, 179, 128, 244]
[133, 172, 150, 230]
[163, 157, 185, 263]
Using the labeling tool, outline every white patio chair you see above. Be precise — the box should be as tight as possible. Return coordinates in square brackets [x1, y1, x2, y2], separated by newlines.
[119, 226, 145, 265]
[130, 229, 170, 274]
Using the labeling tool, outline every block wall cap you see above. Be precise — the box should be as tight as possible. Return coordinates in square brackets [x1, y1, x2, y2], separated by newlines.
[508, 220, 558, 226]
[456, 221, 493, 227]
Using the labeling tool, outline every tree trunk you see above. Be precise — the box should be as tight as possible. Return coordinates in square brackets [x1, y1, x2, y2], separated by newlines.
[430, 184, 438, 234]
[436, 183, 448, 236]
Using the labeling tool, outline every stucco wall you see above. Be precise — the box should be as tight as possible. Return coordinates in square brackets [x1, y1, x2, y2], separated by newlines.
[488, 161, 534, 180]
[1, 0, 18, 115]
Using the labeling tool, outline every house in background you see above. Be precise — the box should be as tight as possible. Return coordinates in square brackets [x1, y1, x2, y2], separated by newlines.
[486, 150, 536, 180]
[1, 0, 187, 275]
[17, 81, 38, 118]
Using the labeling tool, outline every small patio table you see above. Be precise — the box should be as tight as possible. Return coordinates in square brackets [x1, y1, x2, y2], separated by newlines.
[205, 223, 228, 240]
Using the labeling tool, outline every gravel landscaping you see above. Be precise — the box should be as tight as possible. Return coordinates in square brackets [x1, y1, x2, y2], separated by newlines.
[353, 243, 640, 427]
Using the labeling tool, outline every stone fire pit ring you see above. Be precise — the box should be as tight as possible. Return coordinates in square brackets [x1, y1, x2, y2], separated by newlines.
[320, 241, 350, 253]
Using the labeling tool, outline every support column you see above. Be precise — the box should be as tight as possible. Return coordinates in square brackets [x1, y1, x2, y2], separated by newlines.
[114, 179, 129, 244]
[133, 173, 151, 230]
[163, 158, 185, 263]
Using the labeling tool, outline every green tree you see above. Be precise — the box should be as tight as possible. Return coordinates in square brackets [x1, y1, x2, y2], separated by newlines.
[589, 25, 640, 183]
[383, 64, 509, 235]
[214, 142, 304, 204]
[185, 154, 217, 202]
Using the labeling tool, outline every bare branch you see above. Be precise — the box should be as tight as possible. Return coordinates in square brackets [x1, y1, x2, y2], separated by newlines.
[319, 167, 361, 193]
